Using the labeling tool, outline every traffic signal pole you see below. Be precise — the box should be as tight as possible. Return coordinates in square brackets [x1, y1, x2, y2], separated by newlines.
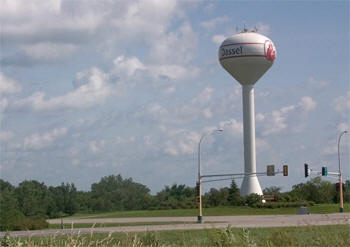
[339, 173, 344, 212]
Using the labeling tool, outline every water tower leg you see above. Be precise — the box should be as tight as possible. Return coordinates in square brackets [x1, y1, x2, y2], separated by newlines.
[240, 84, 263, 196]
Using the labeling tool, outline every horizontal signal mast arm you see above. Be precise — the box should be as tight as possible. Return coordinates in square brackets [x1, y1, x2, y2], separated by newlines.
[201, 172, 266, 178]
[327, 171, 341, 176]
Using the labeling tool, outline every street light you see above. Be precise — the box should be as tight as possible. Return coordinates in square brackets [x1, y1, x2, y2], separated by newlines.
[338, 130, 347, 213]
[197, 129, 223, 223]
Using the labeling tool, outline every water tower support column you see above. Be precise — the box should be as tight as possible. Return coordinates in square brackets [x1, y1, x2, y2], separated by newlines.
[240, 84, 263, 196]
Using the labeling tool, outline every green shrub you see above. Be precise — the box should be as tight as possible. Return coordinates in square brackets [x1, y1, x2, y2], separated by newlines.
[244, 194, 262, 207]
[254, 201, 314, 208]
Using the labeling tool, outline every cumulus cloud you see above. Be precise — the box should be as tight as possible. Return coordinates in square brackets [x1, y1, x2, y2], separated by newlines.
[112, 55, 199, 81]
[200, 16, 229, 30]
[218, 119, 243, 136]
[113, 56, 146, 77]
[333, 91, 350, 116]
[1, 0, 190, 67]
[15, 67, 113, 111]
[0, 72, 21, 95]
[161, 127, 200, 156]
[0, 131, 14, 142]
[257, 96, 316, 136]
[212, 34, 226, 45]
[3, 43, 77, 66]
[1, 0, 102, 45]
[138, 87, 216, 125]
[23, 127, 67, 150]
[299, 96, 316, 112]
[338, 122, 350, 132]
[89, 140, 106, 154]
[308, 77, 329, 89]
[149, 22, 198, 65]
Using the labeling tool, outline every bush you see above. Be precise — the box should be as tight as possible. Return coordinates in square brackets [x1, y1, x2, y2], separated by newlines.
[253, 201, 314, 209]
[4, 215, 48, 231]
[244, 194, 262, 207]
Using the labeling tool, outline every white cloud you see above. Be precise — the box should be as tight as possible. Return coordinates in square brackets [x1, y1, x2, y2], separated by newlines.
[259, 105, 295, 136]
[15, 67, 113, 111]
[200, 16, 229, 30]
[0, 131, 14, 142]
[0, 72, 21, 95]
[1, 0, 101, 45]
[113, 56, 146, 77]
[89, 140, 106, 154]
[308, 77, 329, 89]
[164, 86, 176, 94]
[112, 55, 199, 81]
[149, 22, 198, 64]
[22, 42, 77, 60]
[299, 96, 316, 112]
[203, 108, 213, 119]
[211, 34, 226, 45]
[162, 128, 200, 156]
[256, 138, 270, 152]
[23, 127, 67, 150]
[323, 145, 338, 155]
[1, 0, 187, 67]
[111, 0, 178, 42]
[333, 91, 350, 116]
[192, 87, 213, 106]
[338, 122, 350, 132]
[258, 96, 316, 136]
[218, 119, 243, 136]
[149, 64, 200, 80]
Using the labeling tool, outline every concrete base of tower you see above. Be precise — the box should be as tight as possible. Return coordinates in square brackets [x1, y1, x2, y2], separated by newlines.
[240, 175, 263, 196]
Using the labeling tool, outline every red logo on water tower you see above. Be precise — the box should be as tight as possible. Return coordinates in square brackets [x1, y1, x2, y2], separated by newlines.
[265, 40, 276, 62]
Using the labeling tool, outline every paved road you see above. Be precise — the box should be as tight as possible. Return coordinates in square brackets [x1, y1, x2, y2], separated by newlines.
[1, 213, 349, 238]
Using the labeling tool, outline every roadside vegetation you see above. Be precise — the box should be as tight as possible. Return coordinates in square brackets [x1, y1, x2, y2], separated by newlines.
[2, 225, 349, 246]
[1, 174, 349, 231]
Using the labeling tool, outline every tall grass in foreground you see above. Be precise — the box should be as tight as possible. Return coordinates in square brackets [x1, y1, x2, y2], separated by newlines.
[1, 225, 349, 247]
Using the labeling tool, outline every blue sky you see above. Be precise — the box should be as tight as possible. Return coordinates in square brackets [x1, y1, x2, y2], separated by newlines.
[1, 0, 349, 193]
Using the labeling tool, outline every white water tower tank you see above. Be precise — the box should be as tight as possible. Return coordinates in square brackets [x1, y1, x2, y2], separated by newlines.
[218, 31, 276, 196]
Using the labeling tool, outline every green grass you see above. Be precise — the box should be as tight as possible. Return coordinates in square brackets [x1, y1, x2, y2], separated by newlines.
[67, 203, 350, 219]
[3, 225, 349, 246]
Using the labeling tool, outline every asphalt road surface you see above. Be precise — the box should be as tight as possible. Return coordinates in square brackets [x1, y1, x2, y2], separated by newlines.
[1, 213, 349, 238]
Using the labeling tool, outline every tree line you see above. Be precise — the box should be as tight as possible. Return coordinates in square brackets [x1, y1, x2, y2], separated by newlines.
[1, 174, 349, 231]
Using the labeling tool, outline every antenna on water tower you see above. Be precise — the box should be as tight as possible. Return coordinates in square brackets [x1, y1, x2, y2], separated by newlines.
[218, 31, 276, 196]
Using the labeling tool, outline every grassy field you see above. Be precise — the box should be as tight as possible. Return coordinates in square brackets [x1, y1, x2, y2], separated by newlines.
[3, 225, 349, 246]
[67, 203, 350, 219]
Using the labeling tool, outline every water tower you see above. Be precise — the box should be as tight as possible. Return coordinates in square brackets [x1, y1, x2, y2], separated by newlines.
[218, 30, 276, 196]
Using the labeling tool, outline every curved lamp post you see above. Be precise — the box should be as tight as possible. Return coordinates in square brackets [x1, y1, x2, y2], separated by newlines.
[197, 129, 223, 223]
[338, 130, 347, 213]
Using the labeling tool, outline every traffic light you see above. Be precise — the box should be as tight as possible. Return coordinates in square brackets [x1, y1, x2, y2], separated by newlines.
[267, 165, 275, 176]
[304, 164, 310, 177]
[283, 165, 288, 176]
[195, 182, 200, 197]
[336, 183, 345, 192]
[321, 166, 328, 176]
[336, 183, 340, 191]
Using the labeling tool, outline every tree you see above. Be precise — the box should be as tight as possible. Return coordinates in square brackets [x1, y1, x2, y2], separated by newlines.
[155, 184, 196, 209]
[228, 179, 242, 206]
[14, 180, 55, 217]
[204, 187, 230, 207]
[49, 183, 79, 216]
[0, 182, 25, 230]
[263, 186, 281, 195]
[90, 174, 151, 211]
[290, 177, 335, 203]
